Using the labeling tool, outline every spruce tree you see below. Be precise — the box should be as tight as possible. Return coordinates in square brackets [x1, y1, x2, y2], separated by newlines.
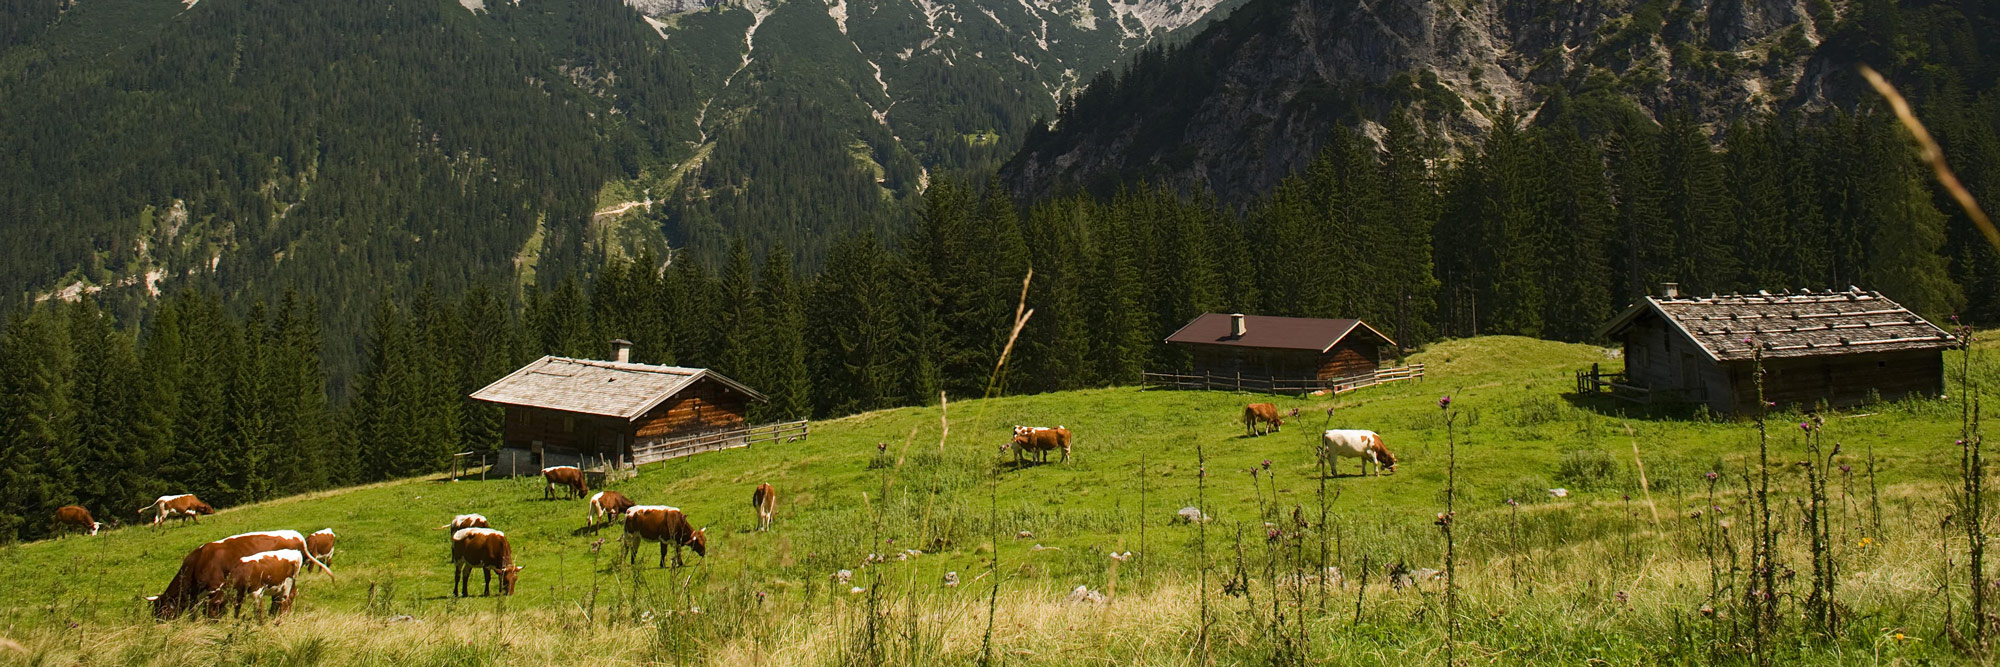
[754, 245, 811, 420]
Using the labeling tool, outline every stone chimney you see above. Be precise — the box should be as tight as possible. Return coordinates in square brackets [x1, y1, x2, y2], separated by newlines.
[1658, 282, 1680, 299]
[611, 339, 633, 363]
[1230, 313, 1248, 338]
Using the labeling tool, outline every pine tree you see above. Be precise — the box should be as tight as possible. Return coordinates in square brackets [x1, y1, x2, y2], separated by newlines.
[717, 240, 761, 383]
[807, 233, 906, 417]
[1658, 113, 1740, 293]
[0, 305, 76, 540]
[754, 245, 811, 420]
[1859, 117, 1967, 321]
[1378, 110, 1443, 347]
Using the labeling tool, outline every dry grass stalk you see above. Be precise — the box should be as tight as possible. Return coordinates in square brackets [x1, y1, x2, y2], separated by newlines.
[1858, 65, 2000, 254]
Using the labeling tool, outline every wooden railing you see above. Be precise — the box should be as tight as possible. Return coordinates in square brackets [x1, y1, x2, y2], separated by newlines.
[1575, 363, 1707, 404]
[1141, 364, 1426, 396]
[631, 420, 811, 465]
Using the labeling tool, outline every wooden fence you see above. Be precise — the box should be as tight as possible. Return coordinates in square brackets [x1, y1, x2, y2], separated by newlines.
[631, 420, 811, 466]
[1141, 364, 1426, 396]
[1574, 363, 1706, 404]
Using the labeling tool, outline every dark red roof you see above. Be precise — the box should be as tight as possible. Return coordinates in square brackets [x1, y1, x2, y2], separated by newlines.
[1163, 314, 1395, 352]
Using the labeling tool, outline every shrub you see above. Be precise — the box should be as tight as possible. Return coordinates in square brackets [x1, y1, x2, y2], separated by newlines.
[1507, 394, 1566, 427]
[1555, 447, 1619, 491]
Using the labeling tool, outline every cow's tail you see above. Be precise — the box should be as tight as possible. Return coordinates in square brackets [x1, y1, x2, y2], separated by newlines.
[137, 500, 159, 517]
[303, 548, 336, 581]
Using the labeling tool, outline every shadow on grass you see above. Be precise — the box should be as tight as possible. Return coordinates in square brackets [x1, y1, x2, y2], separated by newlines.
[1562, 392, 1721, 422]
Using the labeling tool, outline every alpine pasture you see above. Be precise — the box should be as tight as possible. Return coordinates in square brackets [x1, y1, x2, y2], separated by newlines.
[1, 335, 1994, 665]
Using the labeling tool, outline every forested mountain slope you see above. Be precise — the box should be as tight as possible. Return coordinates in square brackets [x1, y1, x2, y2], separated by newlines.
[0, 0, 1234, 336]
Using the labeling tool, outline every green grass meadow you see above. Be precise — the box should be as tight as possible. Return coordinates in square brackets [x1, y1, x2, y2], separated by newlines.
[2, 335, 1997, 664]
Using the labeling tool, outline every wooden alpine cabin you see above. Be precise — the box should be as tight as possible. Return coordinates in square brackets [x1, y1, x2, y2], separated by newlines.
[1163, 313, 1396, 384]
[469, 340, 768, 469]
[1595, 284, 1956, 415]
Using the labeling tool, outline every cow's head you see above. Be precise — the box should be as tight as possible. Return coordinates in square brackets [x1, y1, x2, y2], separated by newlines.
[89, 521, 102, 536]
[688, 527, 709, 557]
[500, 565, 523, 595]
[194, 502, 216, 515]
[1372, 440, 1398, 473]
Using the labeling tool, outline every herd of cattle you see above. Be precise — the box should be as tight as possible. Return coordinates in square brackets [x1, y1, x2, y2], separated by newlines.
[45, 403, 1395, 623]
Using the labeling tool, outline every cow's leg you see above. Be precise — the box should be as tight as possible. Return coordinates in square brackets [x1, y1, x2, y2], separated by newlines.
[483, 568, 492, 596]
[659, 543, 669, 569]
[672, 544, 684, 568]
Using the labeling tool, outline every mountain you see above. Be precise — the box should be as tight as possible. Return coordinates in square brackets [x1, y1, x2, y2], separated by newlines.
[1001, 0, 2000, 203]
[0, 0, 1234, 316]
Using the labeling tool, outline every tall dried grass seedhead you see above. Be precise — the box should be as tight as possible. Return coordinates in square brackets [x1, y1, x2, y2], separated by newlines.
[1858, 65, 2000, 255]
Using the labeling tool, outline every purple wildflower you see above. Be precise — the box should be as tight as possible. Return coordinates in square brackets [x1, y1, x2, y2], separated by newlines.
[1438, 396, 1452, 410]
[1705, 471, 1719, 481]
[1262, 459, 1272, 470]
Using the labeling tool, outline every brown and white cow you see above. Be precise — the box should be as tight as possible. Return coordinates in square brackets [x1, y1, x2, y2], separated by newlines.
[1009, 426, 1071, 465]
[138, 494, 215, 527]
[1319, 429, 1398, 477]
[623, 506, 707, 568]
[1243, 403, 1284, 437]
[305, 529, 337, 565]
[54, 505, 102, 536]
[437, 513, 491, 533]
[222, 549, 304, 620]
[751, 483, 776, 531]
[588, 491, 636, 528]
[147, 530, 335, 619]
[543, 466, 588, 501]
[450, 528, 522, 597]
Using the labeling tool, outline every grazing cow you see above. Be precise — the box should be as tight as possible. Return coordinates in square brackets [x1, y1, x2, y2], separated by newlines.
[53, 505, 102, 536]
[751, 483, 776, 531]
[222, 549, 303, 620]
[146, 530, 335, 619]
[138, 494, 215, 527]
[1008, 426, 1072, 465]
[450, 528, 522, 597]
[437, 514, 491, 533]
[1243, 403, 1284, 437]
[623, 506, 707, 568]
[588, 491, 636, 528]
[543, 466, 588, 501]
[305, 529, 338, 565]
[1319, 429, 1398, 477]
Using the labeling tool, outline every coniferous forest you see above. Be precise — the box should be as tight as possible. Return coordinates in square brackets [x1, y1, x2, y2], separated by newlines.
[3, 95, 1996, 540]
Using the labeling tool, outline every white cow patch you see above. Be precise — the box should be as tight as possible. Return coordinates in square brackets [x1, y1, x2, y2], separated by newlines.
[454, 527, 505, 541]
[589, 492, 605, 504]
[240, 549, 304, 566]
[214, 530, 305, 544]
[312, 528, 336, 537]
[627, 505, 679, 514]
[543, 466, 578, 473]
[156, 494, 192, 503]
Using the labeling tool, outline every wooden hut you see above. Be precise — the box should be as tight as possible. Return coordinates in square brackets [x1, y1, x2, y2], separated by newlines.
[1162, 313, 1397, 385]
[469, 340, 769, 470]
[1594, 284, 1956, 414]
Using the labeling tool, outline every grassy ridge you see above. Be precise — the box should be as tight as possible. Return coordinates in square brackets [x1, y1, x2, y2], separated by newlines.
[1, 335, 1994, 664]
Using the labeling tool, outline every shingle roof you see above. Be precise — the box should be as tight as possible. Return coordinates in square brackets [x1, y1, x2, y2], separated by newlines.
[1600, 288, 1957, 361]
[468, 356, 766, 420]
[1163, 313, 1396, 352]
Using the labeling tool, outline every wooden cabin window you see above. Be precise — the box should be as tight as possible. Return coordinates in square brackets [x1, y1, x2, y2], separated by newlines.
[562, 416, 575, 433]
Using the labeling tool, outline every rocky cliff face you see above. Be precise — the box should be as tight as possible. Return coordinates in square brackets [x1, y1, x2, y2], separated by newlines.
[1003, 0, 1843, 202]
